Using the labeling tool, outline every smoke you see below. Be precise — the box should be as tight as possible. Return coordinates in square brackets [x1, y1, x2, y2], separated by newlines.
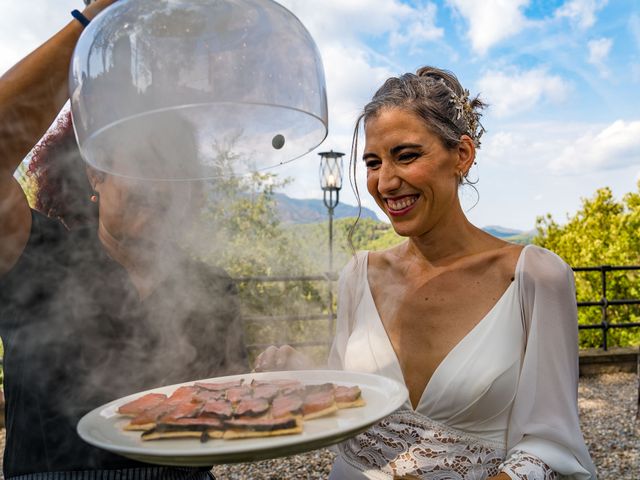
[1, 1, 335, 460]
[3, 103, 338, 449]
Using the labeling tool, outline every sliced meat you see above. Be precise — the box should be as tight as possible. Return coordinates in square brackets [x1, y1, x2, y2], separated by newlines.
[271, 394, 303, 418]
[303, 391, 337, 419]
[117, 393, 167, 416]
[196, 379, 244, 391]
[166, 386, 199, 404]
[252, 379, 303, 395]
[304, 383, 335, 396]
[126, 386, 198, 429]
[126, 403, 175, 430]
[234, 398, 270, 417]
[159, 400, 203, 422]
[193, 389, 226, 402]
[225, 386, 253, 403]
[252, 384, 280, 401]
[334, 385, 365, 408]
[201, 399, 233, 419]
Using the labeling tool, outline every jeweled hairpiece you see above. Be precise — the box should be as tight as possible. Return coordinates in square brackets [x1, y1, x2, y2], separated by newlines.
[440, 79, 486, 148]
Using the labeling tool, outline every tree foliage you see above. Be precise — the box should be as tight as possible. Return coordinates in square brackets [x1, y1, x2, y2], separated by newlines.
[186, 145, 330, 362]
[534, 185, 640, 348]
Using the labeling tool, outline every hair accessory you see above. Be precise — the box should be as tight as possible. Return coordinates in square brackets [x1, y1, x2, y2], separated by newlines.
[438, 79, 486, 148]
[71, 9, 91, 28]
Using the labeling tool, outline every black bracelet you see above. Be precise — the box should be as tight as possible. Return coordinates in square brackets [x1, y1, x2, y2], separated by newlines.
[71, 9, 91, 28]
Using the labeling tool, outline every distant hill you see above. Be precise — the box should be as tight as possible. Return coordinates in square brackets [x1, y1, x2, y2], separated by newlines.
[274, 196, 534, 244]
[274, 193, 379, 224]
[482, 225, 535, 244]
[482, 225, 523, 238]
[502, 231, 536, 245]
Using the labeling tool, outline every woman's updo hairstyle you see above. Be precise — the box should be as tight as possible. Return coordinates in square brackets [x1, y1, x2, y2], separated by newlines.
[360, 66, 486, 150]
[347, 66, 487, 249]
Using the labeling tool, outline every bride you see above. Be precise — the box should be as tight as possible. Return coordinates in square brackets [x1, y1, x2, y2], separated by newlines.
[256, 66, 597, 480]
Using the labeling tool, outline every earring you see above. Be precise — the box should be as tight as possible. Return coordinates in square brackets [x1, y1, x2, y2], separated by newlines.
[90, 192, 99, 203]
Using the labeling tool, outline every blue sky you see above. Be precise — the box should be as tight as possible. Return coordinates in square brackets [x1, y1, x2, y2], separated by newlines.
[1, 0, 639, 230]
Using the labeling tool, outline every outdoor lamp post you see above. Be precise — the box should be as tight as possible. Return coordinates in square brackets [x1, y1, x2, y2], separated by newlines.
[319, 150, 344, 339]
[319, 150, 344, 274]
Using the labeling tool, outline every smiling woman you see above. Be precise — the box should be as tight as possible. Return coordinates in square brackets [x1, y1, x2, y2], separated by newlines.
[326, 66, 598, 480]
[255, 66, 598, 480]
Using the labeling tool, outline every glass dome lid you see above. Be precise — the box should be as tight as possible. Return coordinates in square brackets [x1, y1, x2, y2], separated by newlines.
[69, 0, 328, 180]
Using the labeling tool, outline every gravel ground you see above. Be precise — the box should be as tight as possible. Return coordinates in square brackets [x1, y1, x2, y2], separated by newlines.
[0, 373, 637, 479]
[577, 373, 639, 479]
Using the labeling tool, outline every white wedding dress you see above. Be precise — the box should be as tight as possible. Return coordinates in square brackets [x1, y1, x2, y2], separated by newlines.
[328, 245, 597, 480]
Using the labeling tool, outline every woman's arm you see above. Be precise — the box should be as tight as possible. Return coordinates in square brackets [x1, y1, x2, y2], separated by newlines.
[502, 246, 596, 479]
[0, 0, 117, 276]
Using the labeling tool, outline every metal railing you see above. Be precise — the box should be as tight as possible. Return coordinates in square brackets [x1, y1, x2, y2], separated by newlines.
[238, 266, 640, 353]
[235, 273, 337, 353]
[573, 265, 640, 351]
[0, 266, 636, 370]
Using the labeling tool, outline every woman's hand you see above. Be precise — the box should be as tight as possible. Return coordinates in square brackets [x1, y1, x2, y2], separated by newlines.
[253, 345, 315, 372]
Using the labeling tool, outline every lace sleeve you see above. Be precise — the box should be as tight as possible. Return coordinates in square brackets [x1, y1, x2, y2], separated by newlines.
[500, 451, 558, 480]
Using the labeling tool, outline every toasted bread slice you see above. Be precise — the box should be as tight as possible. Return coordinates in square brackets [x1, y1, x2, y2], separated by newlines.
[336, 397, 366, 409]
[141, 429, 224, 441]
[302, 403, 338, 420]
[124, 422, 156, 431]
[334, 386, 366, 409]
[223, 424, 302, 439]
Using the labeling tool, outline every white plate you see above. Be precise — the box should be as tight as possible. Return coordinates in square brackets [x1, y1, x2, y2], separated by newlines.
[77, 369, 408, 466]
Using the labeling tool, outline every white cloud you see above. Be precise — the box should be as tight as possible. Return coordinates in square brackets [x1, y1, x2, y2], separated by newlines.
[281, 0, 423, 46]
[481, 122, 585, 168]
[588, 38, 613, 64]
[446, 0, 530, 55]
[587, 37, 613, 77]
[389, 2, 444, 51]
[320, 46, 393, 132]
[550, 120, 640, 173]
[476, 67, 570, 117]
[282, 0, 444, 58]
[0, 0, 79, 75]
[555, 0, 608, 30]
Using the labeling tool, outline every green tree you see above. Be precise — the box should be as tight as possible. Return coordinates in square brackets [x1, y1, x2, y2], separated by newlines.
[187, 145, 331, 362]
[535, 185, 640, 348]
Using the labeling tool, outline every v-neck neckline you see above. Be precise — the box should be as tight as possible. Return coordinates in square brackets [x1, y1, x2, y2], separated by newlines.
[362, 245, 529, 411]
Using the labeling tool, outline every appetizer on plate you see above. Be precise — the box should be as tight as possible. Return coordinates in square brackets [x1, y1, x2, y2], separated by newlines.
[117, 378, 365, 442]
